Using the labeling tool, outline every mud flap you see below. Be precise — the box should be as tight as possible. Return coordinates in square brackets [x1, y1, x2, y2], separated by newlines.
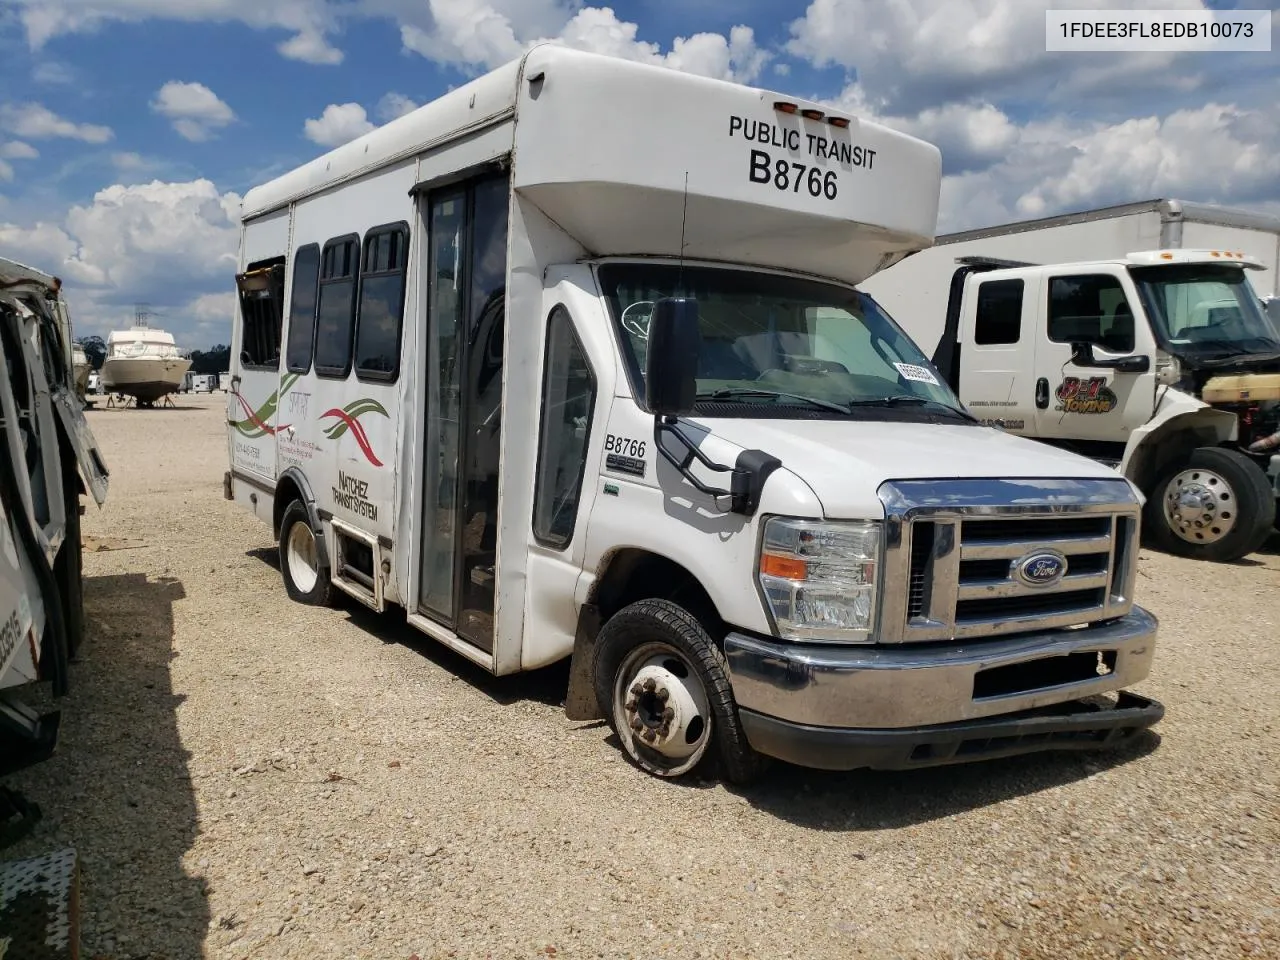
[564, 603, 604, 722]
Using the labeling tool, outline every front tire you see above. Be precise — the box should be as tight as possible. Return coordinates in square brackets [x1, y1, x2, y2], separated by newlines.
[278, 500, 334, 606]
[592, 599, 768, 785]
[1145, 446, 1275, 562]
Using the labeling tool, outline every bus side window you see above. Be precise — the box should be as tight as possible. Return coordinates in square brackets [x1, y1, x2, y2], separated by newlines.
[354, 222, 410, 382]
[285, 244, 320, 374]
[236, 256, 286, 369]
[315, 233, 361, 379]
[533, 306, 597, 548]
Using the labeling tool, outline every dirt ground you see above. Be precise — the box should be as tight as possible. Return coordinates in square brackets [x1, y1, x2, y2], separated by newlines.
[4, 394, 1279, 960]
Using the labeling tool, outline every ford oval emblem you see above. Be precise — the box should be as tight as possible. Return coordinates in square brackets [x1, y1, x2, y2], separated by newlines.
[1014, 551, 1068, 587]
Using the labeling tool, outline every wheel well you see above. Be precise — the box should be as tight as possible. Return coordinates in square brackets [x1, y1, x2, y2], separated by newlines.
[273, 476, 304, 538]
[590, 549, 724, 639]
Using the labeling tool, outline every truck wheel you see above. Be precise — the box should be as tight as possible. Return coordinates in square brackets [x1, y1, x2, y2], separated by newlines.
[278, 500, 334, 606]
[1146, 447, 1276, 562]
[592, 599, 768, 785]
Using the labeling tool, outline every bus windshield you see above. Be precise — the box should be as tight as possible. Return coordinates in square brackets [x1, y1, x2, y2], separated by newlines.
[1131, 264, 1280, 358]
[597, 262, 968, 419]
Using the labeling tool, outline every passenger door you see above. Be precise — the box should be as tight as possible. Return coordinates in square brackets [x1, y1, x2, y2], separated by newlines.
[416, 173, 509, 653]
[1032, 269, 1157, 444]
[957, 275, 1038, 436]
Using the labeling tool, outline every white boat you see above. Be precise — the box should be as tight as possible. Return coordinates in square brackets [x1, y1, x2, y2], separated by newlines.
[100, 325, 192, 405]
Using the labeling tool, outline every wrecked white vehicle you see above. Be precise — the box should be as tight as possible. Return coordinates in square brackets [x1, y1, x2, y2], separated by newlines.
[1, 256, 109, 775]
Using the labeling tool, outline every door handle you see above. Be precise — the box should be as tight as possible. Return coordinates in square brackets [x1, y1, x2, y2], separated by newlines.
[1035, 377, 1049, 409]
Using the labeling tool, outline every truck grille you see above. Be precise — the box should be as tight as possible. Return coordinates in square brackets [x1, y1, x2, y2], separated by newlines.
[879, 478, 1141, 644]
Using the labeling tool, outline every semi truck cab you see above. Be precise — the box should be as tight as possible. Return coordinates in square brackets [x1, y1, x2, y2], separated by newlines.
[926, 249, 1280, 563]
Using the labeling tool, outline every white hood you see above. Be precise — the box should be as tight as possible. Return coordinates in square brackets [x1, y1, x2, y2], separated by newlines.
[687, 417, 1124, 518]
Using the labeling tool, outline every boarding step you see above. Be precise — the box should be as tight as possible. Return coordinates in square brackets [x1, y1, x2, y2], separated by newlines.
[0, 847, 80, 959]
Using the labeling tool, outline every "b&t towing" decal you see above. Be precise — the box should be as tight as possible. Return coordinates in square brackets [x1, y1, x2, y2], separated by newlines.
[1055, 376, 1118, 415]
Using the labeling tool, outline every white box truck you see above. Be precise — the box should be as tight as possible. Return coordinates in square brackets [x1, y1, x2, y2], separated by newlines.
[1, 256, 110, 771]
[225, 46, 1163, 783]
[862, 201, 1280, 563]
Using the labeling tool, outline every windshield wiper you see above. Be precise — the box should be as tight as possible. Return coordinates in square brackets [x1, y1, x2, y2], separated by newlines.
[697, 387, 853, 415]
[847, 395, 977, 421]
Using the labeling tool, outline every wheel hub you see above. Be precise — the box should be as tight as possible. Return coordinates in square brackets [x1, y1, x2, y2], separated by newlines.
[619, 662, 706, 762]
[1163, 468, 1236, 545]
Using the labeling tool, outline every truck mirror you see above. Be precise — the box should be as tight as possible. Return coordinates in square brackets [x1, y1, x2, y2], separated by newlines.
[1071, 340, 1150, 374]
[644, 298, 701, 417]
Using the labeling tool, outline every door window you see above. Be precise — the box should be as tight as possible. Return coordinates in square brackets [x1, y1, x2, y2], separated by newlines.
[1047, 274, 1135, 353]
[533, 306, 597, 548]
[974, 279, 1023, 345]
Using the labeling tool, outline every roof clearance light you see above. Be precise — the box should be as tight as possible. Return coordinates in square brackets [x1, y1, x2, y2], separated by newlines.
[1211, 251, 1220, 257]
[774, 101, 799, 114]
[801, 108, 825, 120]
[1160, 252, 1174, 260]
[827, 116, 851, 128]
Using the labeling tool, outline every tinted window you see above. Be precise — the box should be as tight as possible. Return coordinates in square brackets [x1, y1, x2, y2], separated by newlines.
[974, 279, 1023, 345]
[1048, 274, 1135, 353]
[355, 223, 410, 380]
[285, 244, 320, 373]
[315, 235, 359, 377]
[534, 306, 596, 547]
[237, 257, 285, 369]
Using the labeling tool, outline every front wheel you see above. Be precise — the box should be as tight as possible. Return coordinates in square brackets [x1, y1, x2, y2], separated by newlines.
[1145, 446, 1276, 562]
[592, 598, 768, 785]
[278, 500, 334, 606]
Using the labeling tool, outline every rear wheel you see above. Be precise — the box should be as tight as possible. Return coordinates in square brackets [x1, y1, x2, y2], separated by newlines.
[592, 598, 768, 785]
[278, 500, 334, 606]
[1145, 446, 1275, 562]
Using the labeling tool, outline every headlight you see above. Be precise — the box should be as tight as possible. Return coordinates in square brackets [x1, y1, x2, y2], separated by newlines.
[758, 518, 880, 643]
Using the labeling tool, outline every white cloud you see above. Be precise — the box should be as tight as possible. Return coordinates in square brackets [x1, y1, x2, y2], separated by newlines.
[277, 28, 344, 64]
[0, 161, 12, 183]
[0, 103, 113, 143]
[12, 0, 344, 65]
[788, 0, 1211, 112]
[399, 5, 770, 83]
[112, 152, 149, 171]
[31, 61, 75, 85]
[150, 81, 236, 141]
[376, 92, 420, 123]
[0, 142, 39, 160]
[0, 178, 243, 343]
[303, 102, 376, 147]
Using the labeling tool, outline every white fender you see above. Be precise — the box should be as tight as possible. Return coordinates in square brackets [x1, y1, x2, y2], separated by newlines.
[1120, 388, 1239, 491]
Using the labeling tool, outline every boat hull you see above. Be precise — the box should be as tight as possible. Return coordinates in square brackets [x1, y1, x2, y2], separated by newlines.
[101, 356, 193, 403]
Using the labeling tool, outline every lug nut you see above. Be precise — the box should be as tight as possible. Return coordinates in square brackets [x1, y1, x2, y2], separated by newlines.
[625, 698, 638, 711]
[630, 717, 644, 732]
[662, 707, 675, 721]
[630, 683, 644, 697]
[642, 729, 657, 743]
[643, 678, 657, 692]
[656, 688, 670, 703]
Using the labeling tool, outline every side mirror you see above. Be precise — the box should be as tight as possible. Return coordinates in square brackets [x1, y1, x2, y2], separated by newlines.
[644, 298, 701, 417]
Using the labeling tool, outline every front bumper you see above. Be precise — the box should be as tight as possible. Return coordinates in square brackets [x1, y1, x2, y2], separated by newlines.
[724, 606, 1162, 771]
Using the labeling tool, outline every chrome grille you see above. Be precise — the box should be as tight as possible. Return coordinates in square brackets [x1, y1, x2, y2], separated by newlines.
[877, 478, 1141, 644]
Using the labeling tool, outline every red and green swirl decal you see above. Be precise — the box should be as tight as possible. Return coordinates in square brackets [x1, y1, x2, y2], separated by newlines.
[321, 398, 390, 467]
[232, 374, 299, 438]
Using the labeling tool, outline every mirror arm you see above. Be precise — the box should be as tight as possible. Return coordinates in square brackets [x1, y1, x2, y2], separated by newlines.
[654, 417, 781, 516]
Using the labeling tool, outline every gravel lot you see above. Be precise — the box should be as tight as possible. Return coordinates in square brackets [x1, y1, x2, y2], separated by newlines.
[4, 394, 1279, 959]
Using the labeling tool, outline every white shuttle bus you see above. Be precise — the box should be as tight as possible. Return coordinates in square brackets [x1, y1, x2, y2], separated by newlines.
[226, 46, 1163, 783]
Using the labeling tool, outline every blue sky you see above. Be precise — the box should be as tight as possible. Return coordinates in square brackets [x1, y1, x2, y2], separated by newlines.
[0, 0, 1277, 348]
